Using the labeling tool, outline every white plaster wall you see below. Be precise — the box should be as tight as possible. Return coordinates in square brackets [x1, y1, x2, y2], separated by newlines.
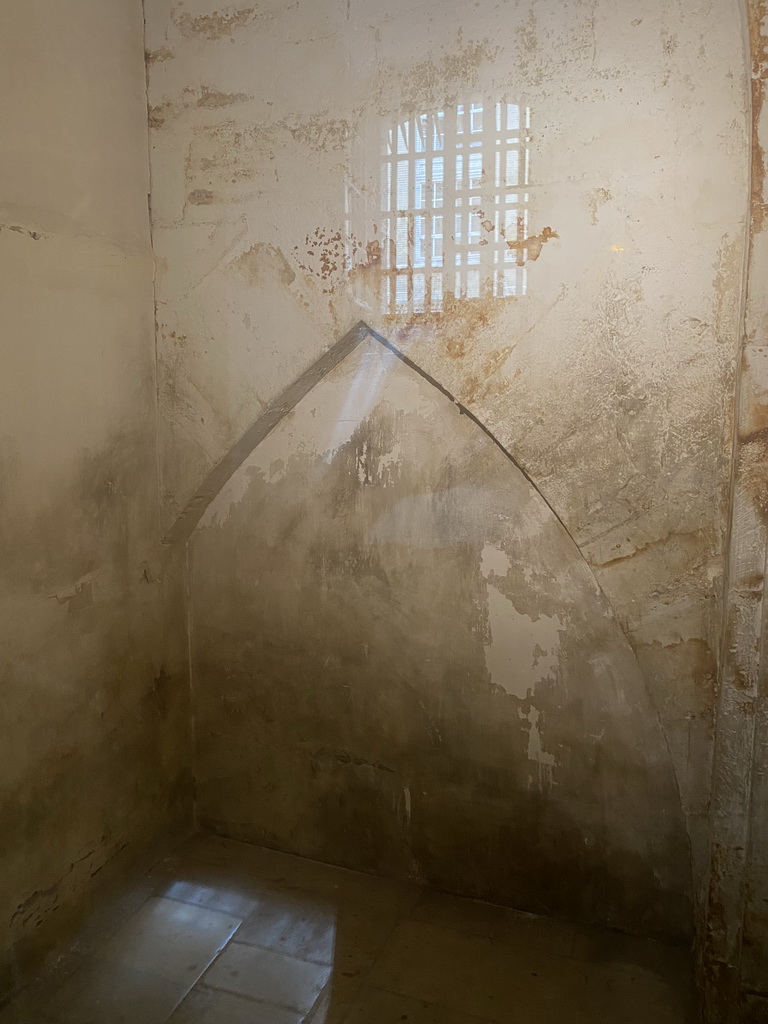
[0, 0, 190, 994]
[145, 0, 749, 914]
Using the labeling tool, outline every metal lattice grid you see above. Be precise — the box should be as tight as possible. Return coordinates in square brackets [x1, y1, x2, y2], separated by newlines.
[378, 102, 532, 315]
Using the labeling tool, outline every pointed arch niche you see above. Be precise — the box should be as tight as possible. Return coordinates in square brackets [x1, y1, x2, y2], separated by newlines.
[178, 321, 692, 939]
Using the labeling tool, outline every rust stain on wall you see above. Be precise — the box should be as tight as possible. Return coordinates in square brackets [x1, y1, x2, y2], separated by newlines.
[293, 228, 373, 294]
[505, 225, 559, 261]
[748, 0, 768, 234]
[390, 295, 515, 373]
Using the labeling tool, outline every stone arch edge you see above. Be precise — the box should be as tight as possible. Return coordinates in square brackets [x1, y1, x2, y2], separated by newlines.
[162, 319, 577, 549]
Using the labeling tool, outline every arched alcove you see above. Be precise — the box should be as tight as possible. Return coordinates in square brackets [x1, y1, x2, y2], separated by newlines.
[186, 328, 692, 939]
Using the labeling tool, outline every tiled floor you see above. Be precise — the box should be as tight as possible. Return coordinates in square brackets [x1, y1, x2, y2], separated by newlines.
[0, 833, 694, 1023]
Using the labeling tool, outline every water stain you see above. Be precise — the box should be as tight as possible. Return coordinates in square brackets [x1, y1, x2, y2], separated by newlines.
[586, 188, 612, 226]
[149, 86, 251, 128]
[172, 5, 259, 40]
[287, 116, 353, 152]
[187, 189, 215, 205]
[390, 35, 500, 110]
[145, 47, 174, 65]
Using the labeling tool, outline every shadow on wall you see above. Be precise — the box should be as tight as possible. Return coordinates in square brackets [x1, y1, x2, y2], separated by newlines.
[184, 327, 692, 943]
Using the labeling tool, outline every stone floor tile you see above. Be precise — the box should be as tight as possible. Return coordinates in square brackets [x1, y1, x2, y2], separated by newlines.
[157, 873, 260, 921]
[36, 957, 185, 1024]
[237, 890, 337, 964]
[541, 959, 693, 1024]
[366, 918, 536, 1020]
[570, 923, 693, 987]
[410, 889, 576, 958]
[367, 918, 692, 1024]
[0, 834, 695, 1024]
[0, 990, 51, 1024]
[237, 886, 402, 987]
[344, 986, 500, 1023]
[177, 836, 421, 915]
[302, 978, 361, 1024]
[201, 941, 330, 1013]
[166, 985, 303, 1023]
[96, 897, 241, 986]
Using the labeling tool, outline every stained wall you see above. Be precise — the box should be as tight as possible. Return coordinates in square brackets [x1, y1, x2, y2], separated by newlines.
[702, 2, 768, 1019]
[146, 0, 749, 948]
[0, 0, 192, 997]
[191, 336, 692, 938]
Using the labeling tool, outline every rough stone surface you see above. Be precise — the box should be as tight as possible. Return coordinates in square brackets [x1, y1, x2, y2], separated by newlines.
[702, 2, 768, 1020]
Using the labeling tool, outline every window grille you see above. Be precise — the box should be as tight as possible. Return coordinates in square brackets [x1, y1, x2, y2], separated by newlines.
[378, 102, 532, 315]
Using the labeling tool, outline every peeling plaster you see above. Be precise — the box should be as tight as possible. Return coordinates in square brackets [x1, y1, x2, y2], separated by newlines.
[146, 0, 748, 968]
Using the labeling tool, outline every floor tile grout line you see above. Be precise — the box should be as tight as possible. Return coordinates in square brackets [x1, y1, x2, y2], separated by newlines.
[144, 890, 252, 919]
[350, 906, 412, 993]
[4, 834, 694, 1024]
[154, 918, 246, 1024]
[301, 978, 334, 1024]
[230, 938, 332, 968]
[302, 899, 422, 1024]
[198, 976, 312, 1017]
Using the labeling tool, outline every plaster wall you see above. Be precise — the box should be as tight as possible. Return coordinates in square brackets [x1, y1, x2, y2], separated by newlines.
[146, 0, 749, 946]
[191, 336, 692, 938]
[702, 2, 768, 1018]
[0, 0, 192, 997]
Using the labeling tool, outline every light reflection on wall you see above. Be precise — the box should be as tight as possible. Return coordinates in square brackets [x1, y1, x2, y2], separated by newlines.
[379, 102, 532, 315]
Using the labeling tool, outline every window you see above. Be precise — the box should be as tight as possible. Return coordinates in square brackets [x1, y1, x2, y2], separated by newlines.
[378, 102, 532, 315]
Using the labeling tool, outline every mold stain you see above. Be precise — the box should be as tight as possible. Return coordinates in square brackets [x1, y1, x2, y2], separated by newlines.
[172, 5, 259, 41]
[287, 116, 353, 152]
[586, 188, 612, 226]
[0, 224, 43, 241]
[188, 353, 690, 938]
[186, 189, 215, 205]
[149, 86, 251, 129]
[145, 47, 174, 65]
[229, 243, 296, 290]
[184, 125, 276, 199]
